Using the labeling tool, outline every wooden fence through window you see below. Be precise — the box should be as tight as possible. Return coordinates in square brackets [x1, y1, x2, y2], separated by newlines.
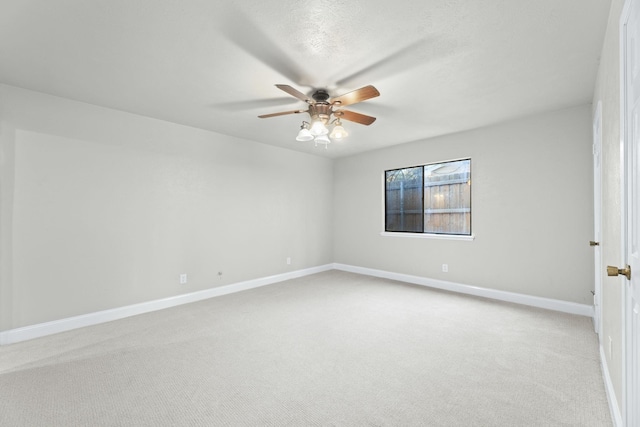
[386, 171, 471, 234]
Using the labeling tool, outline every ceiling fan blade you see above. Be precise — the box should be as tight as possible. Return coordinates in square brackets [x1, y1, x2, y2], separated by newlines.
[337, 110, 377, 125]
[217, 6, 307, 85]
[333, 38, 454, 87]
[331, 85, 380, 107]
[258, 109, 307, 119]
[275, 84, 313, 103]
[214, 97, 298, 111]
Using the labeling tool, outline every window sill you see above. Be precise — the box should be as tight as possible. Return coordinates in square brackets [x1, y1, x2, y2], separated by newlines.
[380, 232, 475, 241]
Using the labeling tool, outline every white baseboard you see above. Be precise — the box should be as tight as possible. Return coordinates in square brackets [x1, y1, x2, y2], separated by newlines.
[600, 345, 623, 426]
[0, 264, 333, 346]
[332, 263, 594, 317]
[0, 263, 594, 346]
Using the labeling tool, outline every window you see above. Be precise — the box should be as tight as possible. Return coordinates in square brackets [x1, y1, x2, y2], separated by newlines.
[385, 159, 471, 235]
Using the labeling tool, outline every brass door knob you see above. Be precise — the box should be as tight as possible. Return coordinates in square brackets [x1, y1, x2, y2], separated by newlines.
[590, 241, 600, 246]
[607, 265, 631, 280]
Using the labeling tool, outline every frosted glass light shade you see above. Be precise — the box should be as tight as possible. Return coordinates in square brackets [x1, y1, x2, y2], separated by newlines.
[310, 120, 329, 136]
[314, 134, 331, 147]
[329, 124, 348, 139]
[296, 128, 313, 141]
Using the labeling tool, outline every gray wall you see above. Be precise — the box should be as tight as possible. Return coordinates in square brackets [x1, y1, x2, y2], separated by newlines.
[0, 84, 334, 330]
[333, 104, 594, 304]
[592, 0, 624, 414]
[0, 84, 599, 338]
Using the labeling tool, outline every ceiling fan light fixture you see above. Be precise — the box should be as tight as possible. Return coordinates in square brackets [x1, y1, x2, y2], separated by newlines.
[310, 120, 329, 136]
[329, 120, 348, 140]
[296, 128, 313, 141]
[295, 122, 314, 141]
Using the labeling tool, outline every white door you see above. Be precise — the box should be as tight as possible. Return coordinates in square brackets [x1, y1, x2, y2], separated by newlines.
[623, 1, 640, 424]
[593, 102, 603, 337]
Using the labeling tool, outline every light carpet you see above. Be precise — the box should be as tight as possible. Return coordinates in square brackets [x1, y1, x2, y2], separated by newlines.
[0, 270, 611, 426]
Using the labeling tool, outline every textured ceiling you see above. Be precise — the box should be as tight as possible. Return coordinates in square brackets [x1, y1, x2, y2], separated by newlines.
[0, 0, 611, 158]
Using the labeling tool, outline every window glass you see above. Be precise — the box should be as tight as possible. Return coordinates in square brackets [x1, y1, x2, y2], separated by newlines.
[385, 166, 424, 232]
[385, 159, 471, 235]
[423, 159, 471, 235]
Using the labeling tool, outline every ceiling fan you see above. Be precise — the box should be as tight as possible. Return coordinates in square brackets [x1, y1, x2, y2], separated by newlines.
[258, 84, 380, 147]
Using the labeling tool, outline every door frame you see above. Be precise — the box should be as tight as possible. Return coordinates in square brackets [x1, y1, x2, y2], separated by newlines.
[593, 101, 603, 338]
[620, 0, 639, 424]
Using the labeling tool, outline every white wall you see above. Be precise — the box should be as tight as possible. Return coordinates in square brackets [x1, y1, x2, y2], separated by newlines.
[0, 84, 333, 330]
[333, 105, 594, 304]
[592, 0, 625, 415]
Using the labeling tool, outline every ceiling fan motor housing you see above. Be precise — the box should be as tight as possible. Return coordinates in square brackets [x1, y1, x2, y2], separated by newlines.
[312, 89, 330, 102]
[309, 103, 332, 123]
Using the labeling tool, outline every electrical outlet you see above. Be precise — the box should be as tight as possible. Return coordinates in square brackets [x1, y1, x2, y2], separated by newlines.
[179, 273, 187, 285]
[442, 264, 448, 273]
[218, 271, 223, 280]
[286, 257, 291, 265]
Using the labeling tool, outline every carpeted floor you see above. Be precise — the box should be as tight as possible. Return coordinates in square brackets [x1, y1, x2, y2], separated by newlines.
[0, 270, 611, 426]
